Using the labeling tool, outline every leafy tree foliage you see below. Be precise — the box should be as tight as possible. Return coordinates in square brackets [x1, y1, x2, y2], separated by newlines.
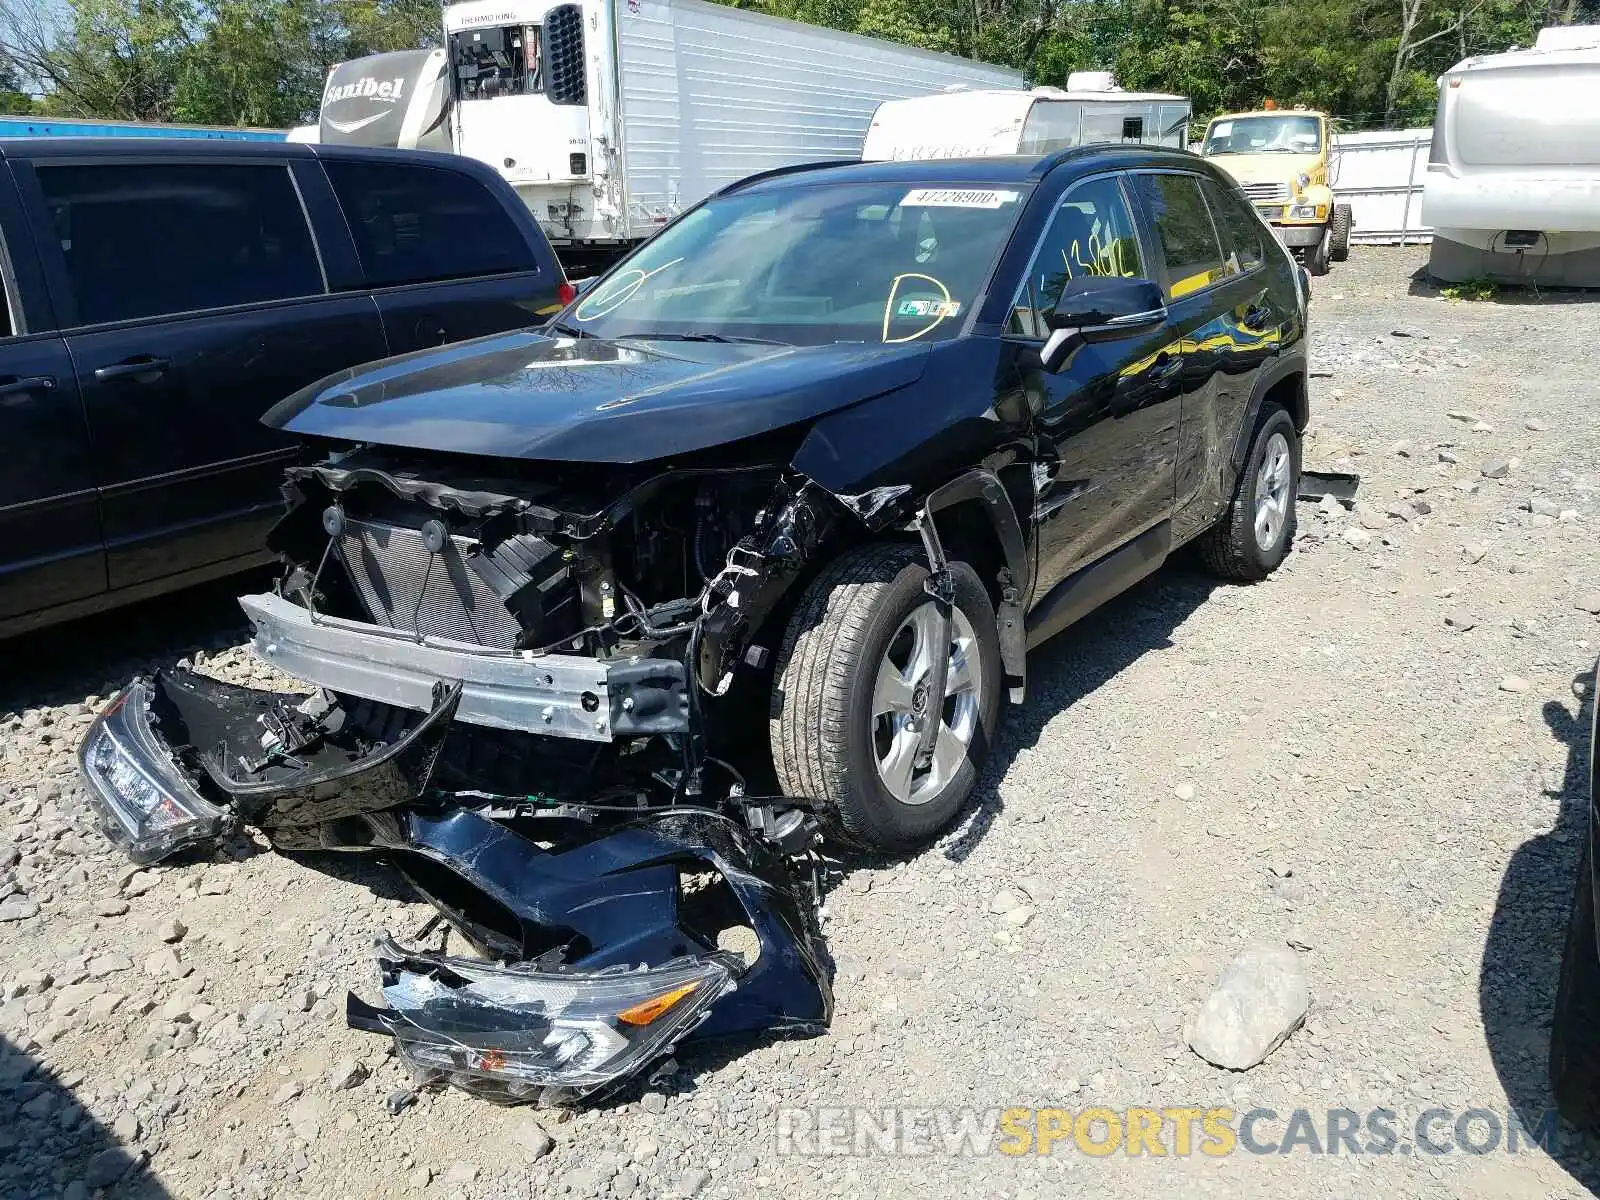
[1, 0, 1597, 126]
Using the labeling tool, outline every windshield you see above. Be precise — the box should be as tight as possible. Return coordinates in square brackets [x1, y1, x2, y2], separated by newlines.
[1203, 115, 1322, 156]
[450, 25, 541, 100]
[565, 182, 1028, 346]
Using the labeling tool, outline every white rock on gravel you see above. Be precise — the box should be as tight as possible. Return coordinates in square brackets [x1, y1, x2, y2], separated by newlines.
[1186, 944, 1309, 1071]
[1341, 527, 1372, 549]
[1498, 675, 1530, 694]
[328, 1058, 369, 1091]
[988, 889, 1023, 916]
[0, 897, 39, 922]
[513, 1117, 555, 1161]
[443, 1163, 480, 1187]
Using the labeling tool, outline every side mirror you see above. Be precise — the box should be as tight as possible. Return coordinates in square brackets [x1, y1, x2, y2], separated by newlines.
[1040, 277, 1167, 372]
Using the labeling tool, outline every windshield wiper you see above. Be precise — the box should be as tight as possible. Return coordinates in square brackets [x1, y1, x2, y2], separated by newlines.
[546, 321, 593, 338]
[618, 331, 789, 346]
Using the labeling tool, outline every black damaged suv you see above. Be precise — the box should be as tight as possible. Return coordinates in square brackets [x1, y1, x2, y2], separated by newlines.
[80, 146, 1310, 1102]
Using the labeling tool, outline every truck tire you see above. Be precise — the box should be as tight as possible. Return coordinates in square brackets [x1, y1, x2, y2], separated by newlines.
[1199, 403, 1300, 582]
[1551, 837, 1600, 1131]
[769, 543, 1001, 853]
[1305, 226, 1331, 276]
[1329, 204, 1353, 262]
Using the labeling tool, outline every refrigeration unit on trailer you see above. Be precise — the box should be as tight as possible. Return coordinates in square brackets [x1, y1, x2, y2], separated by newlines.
[442, 0, 1021, 271]
[860, 77, 1191, 162]
[1423, 26, 1600, 285]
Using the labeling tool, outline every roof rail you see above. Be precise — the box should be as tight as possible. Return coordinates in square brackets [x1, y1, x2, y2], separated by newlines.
[1028, 142, 1189, 178]
[711, 159, 862, 198]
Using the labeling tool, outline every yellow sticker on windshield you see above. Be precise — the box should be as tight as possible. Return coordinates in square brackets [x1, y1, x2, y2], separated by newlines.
[901, 188, 1019, 209]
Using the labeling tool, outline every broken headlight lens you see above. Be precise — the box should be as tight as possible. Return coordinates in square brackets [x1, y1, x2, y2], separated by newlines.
[79, 680, 231, 864]
[360, 938, 737, 1104]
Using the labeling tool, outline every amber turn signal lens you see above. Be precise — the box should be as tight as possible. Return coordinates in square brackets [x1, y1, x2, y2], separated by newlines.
[617, 981, 702, 1026]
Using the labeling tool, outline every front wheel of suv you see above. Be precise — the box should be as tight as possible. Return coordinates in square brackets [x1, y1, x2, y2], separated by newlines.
[1199, 403, 1301, 582]
[769, 543, 1002, 853]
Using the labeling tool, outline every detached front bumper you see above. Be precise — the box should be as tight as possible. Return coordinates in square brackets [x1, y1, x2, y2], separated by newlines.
[78, 670, 833, 1104]
[346, 808, 833, 1104]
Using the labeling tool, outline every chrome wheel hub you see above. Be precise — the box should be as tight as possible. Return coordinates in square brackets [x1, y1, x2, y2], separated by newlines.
[871, 603, 982, 806]
[1253, 431, 1292, 553]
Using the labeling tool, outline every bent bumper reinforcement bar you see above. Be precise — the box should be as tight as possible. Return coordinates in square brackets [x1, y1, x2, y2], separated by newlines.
[240, 593, 689, 743]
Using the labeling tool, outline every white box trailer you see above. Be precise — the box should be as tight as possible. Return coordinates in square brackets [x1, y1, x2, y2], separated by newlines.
[1423, 25, 1600, 285]
[440, 0, 1020, 269]
[861, 81, 1191, 162]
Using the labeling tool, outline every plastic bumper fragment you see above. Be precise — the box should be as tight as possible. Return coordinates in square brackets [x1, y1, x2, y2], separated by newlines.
[346, 808, 834, 1104]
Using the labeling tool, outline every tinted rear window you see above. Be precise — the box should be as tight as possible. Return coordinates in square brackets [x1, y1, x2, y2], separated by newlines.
[1131, 173, 1227, 299]
[1200, 177, 1266, 274]
[37, 162, 323, 325]
[323, 159, 537, 288]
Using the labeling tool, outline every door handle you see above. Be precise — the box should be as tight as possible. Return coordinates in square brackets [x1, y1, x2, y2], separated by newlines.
[0, 375, 56, 397]
[94, 356, 170, 383]
[1151, 353, 1184, 382]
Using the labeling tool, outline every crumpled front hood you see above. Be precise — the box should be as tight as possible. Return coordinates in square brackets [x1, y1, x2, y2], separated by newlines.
[264, 329, 932, 462]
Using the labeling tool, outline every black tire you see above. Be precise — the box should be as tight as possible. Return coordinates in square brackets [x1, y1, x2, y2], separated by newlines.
[1305, 227, 1331, 276]
[1552, 838, 1600, 1129]
[1329, 204, 1353, 262]
[1199, 404, 1300, 582]
[769, 543, 1002, 853]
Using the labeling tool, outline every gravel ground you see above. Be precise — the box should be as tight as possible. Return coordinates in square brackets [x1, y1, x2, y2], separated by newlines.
[4, 246, 1600, 1199]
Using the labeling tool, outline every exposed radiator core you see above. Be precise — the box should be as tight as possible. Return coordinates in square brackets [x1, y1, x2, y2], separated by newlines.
[337, 518, 525, 649]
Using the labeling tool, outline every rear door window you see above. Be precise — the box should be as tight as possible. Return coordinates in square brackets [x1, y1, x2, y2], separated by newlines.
[1200, 177, 1266, 276]
[36, 162, 324, 325]
[1130, 173, 1227, 300]
[322, 160, 537, 288]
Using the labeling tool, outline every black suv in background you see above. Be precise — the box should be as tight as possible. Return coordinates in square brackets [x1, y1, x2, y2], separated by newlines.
[0, 139, 566, 636]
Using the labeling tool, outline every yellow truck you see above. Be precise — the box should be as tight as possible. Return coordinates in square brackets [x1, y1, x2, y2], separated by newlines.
[1198, 106, 1352, 275]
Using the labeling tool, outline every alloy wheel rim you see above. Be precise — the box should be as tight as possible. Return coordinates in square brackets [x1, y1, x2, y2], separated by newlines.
[870, 602, 982, 806]
[1253, 431, 1292, 552]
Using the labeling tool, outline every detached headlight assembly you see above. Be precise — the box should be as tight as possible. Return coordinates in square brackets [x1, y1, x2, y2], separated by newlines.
[352, 938, 739, 1104]
[79, 680, 231, 863]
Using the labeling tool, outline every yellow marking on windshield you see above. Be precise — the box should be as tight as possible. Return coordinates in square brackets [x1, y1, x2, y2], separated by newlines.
[881, 273, 953, 344]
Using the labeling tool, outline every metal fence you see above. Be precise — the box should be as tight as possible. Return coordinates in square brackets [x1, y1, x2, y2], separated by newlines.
[1330, 128, 1433, 245]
